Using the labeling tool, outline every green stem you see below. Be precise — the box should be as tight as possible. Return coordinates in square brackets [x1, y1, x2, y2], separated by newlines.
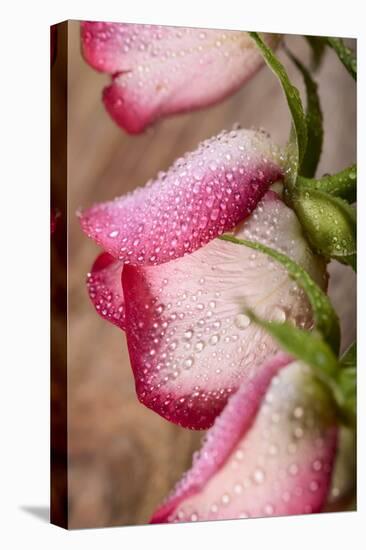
[326, 37, 357, 80]
[296, 165, 356, 203]
[285, 46, 323, 178]
[305, 36, 326, 70]
[249, 32, 307, 187]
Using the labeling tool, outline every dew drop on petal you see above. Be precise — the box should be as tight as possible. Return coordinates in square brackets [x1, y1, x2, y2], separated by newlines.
[235, 314, 251, 330]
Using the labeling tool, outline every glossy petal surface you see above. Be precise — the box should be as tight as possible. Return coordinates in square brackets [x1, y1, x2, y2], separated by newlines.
[79, 129, 283, 267]
[151, 360, 338, 523]
[123, 192, 327, 428]
[81, 22, 280, 132]
[87, 252, 125, 330]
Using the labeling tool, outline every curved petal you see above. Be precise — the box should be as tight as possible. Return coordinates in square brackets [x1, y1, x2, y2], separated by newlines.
[122, 192, 327, 429]
[151, 360, 338, 523]
[81, 22, 280, 133]
[87, 252, 125, 330]
[79, 129, 284, 267]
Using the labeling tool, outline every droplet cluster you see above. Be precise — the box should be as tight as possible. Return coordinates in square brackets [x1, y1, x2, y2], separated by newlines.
[79, 128, 283, 269]
[87, 252, 125, 329]
[123, 193, 327, 429]
[152, 361, 337, 523]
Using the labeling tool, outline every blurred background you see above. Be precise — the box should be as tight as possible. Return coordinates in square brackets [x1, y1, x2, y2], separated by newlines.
[57, 21, 356, 527]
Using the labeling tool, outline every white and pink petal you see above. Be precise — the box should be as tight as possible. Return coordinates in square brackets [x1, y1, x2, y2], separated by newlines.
[87, 252, 125, 330]
[81, 22, 280, 133]
[79, 129, 284, 267]
[151, 360, 338, 523]
[122, 191, 327, 429]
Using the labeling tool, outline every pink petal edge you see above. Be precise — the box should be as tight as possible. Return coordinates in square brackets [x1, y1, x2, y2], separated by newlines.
[122, 191, 326, 429]
[151, 359, 338, 523]
[87, 252, 125, 330]
[79, 128, 284, 267]
[81, 22, 280, 133]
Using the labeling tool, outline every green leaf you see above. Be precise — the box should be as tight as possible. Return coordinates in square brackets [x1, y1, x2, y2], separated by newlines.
[337, 342, 356, 426]
[326, 37, 357, 80]
[341, 342, 356, 369]
[305, 35, 357, 81]
[286, 48, 323, 178]
[248, 313, 339, 378]
[247, 313, 355, 426]
[305, 35, 326, 70]
[293, 188, 356, 269]
[219, 234, 340, 354]
[247, 312, 342, 397]
[297, 165, 357, 204]
[336, 253, 357, 272]
[249, 32, 307, 185]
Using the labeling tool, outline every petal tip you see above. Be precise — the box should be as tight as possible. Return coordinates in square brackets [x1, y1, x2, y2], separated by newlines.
[87, 252, 125, 330]
[103, 83, 149, 134]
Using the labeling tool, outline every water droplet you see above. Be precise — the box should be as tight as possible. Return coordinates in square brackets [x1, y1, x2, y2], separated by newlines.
[234, 483, 243, 494]
[221, 494, 230, 505]
[264, 504, 274, 515]
[235, 314, 251, 330]
[288, 463, 298, 476]
[294, 426, 304, 439]
[184, 357, 194, 369]
[268, 444, 278, 456]
[309, 480, 319, 492]
[253, 468, 265, 484]
[210, 208, 219, 221]
[210, 334, 220, 345]
[312, 459, 323, 472]
[293, 406, 304, 419]
[195, 341, 204, 352]
[272, 306, 287, 322]
[235, 449, 244, 461]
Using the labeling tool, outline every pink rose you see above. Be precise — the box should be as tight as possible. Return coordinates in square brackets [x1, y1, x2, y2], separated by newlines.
[79, 128, 326, 428]
[79, 126, 337, 521]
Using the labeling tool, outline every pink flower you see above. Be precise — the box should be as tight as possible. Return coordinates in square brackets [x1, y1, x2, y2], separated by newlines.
[79, 128, 327, 429]
[150, 356, 338, 523]
[80, 22, 280, 133]
[80, 127, 337, 521]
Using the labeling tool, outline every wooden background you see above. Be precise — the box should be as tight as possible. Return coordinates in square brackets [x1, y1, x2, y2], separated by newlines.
[64, 21, 356, 527]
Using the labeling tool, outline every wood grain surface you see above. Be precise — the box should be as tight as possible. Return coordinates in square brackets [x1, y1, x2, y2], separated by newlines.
[63, 21, 356, 528]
